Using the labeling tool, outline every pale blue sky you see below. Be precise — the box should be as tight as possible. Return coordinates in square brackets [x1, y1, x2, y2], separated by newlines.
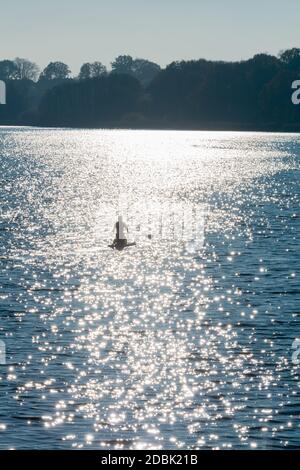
[1, 0, 299, 74]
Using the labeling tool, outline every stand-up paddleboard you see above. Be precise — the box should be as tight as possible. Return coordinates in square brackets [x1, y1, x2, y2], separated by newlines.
[109, 242, 136, 251]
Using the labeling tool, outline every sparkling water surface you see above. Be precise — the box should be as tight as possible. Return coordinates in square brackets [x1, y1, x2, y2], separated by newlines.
[0, 128, 300, 449]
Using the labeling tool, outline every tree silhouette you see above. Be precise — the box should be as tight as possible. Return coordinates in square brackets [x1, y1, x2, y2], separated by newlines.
[0, 60, 19, 80]
[111, 55, 160, 86]
[14, 58, 40, 81]
[39, 62, 71, 80]
[131, 58, 161, 86]
[279, 48, 300, 71]
[111, 55, 134, 75]
[78, 62, 107, 80]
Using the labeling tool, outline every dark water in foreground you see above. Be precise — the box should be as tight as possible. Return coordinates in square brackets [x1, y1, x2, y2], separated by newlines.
[0, 128, 300, 449]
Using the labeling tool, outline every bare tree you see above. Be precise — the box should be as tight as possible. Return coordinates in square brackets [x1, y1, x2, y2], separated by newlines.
[15, 58, 40, 81]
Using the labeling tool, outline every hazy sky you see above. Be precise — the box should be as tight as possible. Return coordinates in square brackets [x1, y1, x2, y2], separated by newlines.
[1, 0, 299, 74]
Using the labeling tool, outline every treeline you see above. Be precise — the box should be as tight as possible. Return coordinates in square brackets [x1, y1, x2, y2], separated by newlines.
[1, 50, 300, 130]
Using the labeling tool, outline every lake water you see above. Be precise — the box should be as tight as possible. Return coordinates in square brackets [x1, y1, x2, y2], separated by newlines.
[0, 128, 300, 449]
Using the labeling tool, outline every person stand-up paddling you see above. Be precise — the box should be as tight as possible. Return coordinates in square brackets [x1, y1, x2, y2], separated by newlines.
[112, 215, 128, 250]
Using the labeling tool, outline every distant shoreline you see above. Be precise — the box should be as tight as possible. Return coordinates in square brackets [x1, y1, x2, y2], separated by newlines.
[2, 51, 300, 134]
[1, 121, 300, 134]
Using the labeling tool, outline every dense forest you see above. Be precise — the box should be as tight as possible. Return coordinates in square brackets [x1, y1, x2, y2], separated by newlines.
[1, 50, 300, 131]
